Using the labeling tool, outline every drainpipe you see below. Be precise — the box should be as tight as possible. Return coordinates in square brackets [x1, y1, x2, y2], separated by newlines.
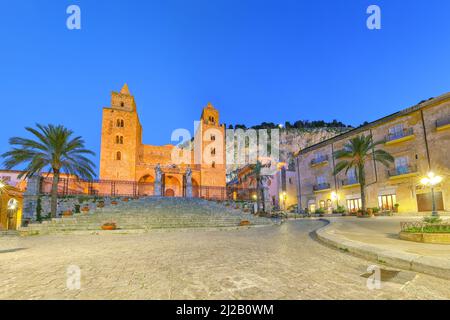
[331, 143, 339, 206]
[369, 129, 378, 184]
[420, 110, 432, 171]
[295, 156, 302, 213]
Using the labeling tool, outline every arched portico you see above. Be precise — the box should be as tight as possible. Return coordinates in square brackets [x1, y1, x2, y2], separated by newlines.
[164, 175, 182, 197]
[138, 174, 154, 196]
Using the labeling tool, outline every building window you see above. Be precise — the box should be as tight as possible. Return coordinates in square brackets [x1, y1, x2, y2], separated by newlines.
[116, 151, 122, 161]
[378, 194, 397, 211]
[346, 199, 362, 213]
[115, 136, 124, 144]
[211, 148, 216, 156]
[319, 200, 326, 209]
[388, 124, 404, 139]
[120, 102, 125, 107]
[317, 175, 327, 185]
[117, 119, 124, 128]
[394, 156, 409, 174]
[212, 161, 216, 168]
[211, 135, 216, 141]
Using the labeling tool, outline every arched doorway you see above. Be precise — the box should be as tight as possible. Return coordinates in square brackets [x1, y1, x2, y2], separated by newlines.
[165, 189, 175, 197]
[164, 175, 181, 197]
[138, 174, 154, 196]
[192, 178, 200, 198]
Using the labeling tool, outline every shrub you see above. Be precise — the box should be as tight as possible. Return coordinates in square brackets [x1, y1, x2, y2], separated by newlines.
[315, 208, 326, 214]
[36, 197, 43, 222]
[423, 216, 442, 224]
[74, 204, 81, 213]
[333, 205, 346, 214]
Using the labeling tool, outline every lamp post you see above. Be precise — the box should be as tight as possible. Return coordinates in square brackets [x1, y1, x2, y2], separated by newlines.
[420, 172, 443, 217]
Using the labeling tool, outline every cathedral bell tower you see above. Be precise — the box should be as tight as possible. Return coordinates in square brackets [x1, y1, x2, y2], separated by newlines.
[99, 84, 142, 181]
[194, 102, 226, 187]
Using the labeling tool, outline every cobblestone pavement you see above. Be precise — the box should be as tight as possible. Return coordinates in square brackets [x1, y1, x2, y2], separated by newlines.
[1, 220, 449, 299]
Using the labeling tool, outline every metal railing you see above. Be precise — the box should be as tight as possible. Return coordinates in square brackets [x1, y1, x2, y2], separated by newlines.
[436, 116, 450, 128]
[385, 127, 414, 142]
[313, 182, 331, 191]
[341, 178, 359, 186]
[39, 177, 257, 201]
[387, 165, 418, 177]
[311, 155, 329, 166]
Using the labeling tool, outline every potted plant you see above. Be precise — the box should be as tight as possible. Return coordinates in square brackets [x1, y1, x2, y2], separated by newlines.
[239, 220, 251, 226]
[81, 206, 90, 214]
[101, 222, 117, 230]
[372, 207, 381, 216]
[393, 203, 400, 213]
[111, 200, 118, 205]
[123, 197, 129, 202]
[62, 210, 73, 217]
[97, 201, 105, 208]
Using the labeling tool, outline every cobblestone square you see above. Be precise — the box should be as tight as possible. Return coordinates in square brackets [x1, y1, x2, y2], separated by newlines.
[1, 220, 449, 300]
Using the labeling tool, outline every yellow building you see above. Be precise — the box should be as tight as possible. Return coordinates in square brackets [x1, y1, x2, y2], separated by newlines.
[0, 187, 23, 230]
[295, 92, 450, 214]
[99, 84, 226, 198]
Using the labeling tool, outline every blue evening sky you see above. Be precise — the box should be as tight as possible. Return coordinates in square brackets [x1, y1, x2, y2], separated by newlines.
[1, 0, 450, 173]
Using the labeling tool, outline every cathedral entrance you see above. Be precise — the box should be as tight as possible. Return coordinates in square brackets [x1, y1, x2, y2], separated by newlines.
[164, 175, 181, 197]
[165, 189, 175, 197]
[138, 174, 154, 196]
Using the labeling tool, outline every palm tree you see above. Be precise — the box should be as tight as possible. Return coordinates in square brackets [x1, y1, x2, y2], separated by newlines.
[1, 124, 96, 218]
[244, 160, 271, 213]
[0, 178, 18, 196]
[333, 135, 394, 212]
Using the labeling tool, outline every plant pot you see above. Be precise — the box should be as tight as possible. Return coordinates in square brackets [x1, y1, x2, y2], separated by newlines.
[239, 220, 251, 227]
[62, 210, 73, 217]
[81, 207, 90, 213]
[101, 223, 117, 231]
[97, 202, 105, 208]
[111, 201, 118, 205]
[123, 198, 129, 202]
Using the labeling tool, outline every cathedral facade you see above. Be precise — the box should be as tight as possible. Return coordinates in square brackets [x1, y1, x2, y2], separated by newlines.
[99, 84, 226, 198]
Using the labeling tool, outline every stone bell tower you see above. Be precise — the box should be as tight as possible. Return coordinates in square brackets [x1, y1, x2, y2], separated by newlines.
[99, 84, 143, 181]
[194, 102, 226, 187]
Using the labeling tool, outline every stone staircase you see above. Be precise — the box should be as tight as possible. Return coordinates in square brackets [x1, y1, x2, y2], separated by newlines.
[0, 230, 19, 237]
[20, 197, 276, 235]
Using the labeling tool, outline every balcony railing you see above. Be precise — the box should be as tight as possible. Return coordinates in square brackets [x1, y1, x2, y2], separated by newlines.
[388, 165, 418, 177]
[385, 128, 414, 143]
[311, 155, 329, 166]
[341, 178, 359, 187]
[436, 116, 450, 129]
[313, 182, 331, 191]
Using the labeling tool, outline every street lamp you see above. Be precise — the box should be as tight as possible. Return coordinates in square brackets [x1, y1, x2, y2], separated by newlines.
[420, 172, 443, 217]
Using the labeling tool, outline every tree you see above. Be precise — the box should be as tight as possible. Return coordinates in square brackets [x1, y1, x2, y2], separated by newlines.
[244, 161, 271, 213]
[0, 178, 17, 196]
[2, 124, 96, 218]
[333, 134, 394, 212]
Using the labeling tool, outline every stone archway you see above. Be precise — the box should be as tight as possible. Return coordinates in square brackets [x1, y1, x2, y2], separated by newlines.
[165, 189, 175, 197]
[164, 175, 181, 197]
[192, 178, 200, 198]
[138, 174, 154, 196]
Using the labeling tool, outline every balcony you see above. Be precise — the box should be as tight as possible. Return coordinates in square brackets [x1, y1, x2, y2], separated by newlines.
[388, 165, 418, 179]
[311, 155, 329, 167]
[341, 178, 359, 188]
[436, 116, 450, 131]
[313, 182, 331, 192]
[385, 128, 415, 145]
